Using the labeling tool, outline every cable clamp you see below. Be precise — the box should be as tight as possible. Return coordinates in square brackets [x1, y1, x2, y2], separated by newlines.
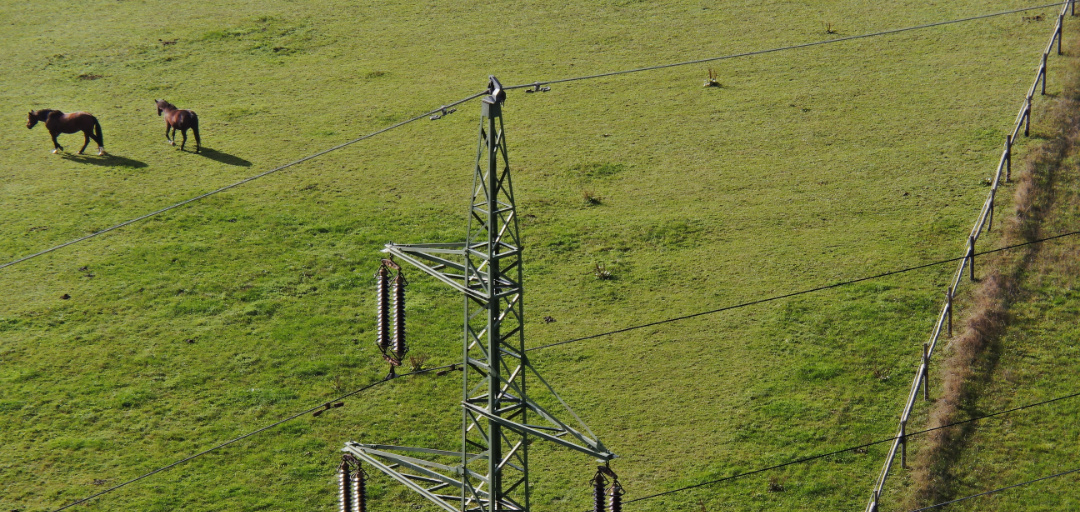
[313, 401, 345, 417]
[525, 83, 551, 93]
[430, 106, 457, 120]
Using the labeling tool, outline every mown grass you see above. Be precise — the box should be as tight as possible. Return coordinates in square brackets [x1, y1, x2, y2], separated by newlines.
[933, 248, 1080, 511]
[0, 1, 1074, 511]
[885, 45, 1080, 511]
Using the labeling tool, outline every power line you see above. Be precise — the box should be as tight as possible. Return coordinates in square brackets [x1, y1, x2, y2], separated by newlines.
[0, 92, 487, 273]
[54, 227, 1072, 510]
[623, 389, 1080, 505]
[1, 4, 1063, 272]
[528, 229, 1080, 353]
[505, 2, 1062, 90]
[13, 4, 1074, 509]
[45, 363, 456, 512]
[909, 466, 1080, 511]
[42, 365, 1079, 512]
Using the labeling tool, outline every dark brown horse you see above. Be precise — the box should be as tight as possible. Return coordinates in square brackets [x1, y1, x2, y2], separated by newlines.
[26, 109, 105, 155]
[155, 99, 200, 153]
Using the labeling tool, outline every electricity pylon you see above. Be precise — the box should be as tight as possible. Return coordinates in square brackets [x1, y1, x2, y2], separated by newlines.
[342, 77, 615, 512]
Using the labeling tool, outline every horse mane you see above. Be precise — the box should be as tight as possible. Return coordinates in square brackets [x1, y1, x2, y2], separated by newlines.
[31, 109, 62, 120]
[156, 99, 177, 110]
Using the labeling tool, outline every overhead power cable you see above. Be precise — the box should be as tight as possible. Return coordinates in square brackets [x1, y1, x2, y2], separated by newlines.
[528, 229, 1080, 353]
[53, 228, 1073, 510]
[45, 363, 456, 512]
[505, 2, 1062, 90]
[623, 389, 1080, 505]
[43, 367, 1079, 512]
[909, 466, 1080, 511]
[0, 3, 1063, 272]
[0, 93, 487, 273]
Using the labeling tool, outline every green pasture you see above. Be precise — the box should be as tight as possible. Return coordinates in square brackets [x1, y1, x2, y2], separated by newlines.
[0, 1, 1074, 511]
[889, 88, 1080, 512]
[936, 156, 1080, 511]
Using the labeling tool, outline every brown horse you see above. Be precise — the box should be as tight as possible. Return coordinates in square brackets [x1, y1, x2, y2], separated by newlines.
[26, 109, 105, 155]
[155, 99, 200, 153]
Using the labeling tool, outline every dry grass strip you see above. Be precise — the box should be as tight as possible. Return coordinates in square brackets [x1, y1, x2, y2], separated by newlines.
[905, 49, 1080, 508]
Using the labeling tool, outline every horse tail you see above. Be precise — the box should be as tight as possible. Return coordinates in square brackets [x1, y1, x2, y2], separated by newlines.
[93, 117, 104, 147]
[191, 112, 201, 149]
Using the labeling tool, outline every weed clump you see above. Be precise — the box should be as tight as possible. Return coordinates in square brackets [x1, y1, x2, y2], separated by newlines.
[408, 354, 429, 372]
[583, 190, 602, 206]
[593, 263, 612, 280]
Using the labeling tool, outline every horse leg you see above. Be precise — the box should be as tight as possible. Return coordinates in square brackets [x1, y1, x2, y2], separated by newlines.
[179, 128, 188, 151]
[92, 119, 105, 155]
[166, 124, 174, 145]
[79, 130, 91, 154]
[192, 116, 200, 153]
[50, 131, 63, 154]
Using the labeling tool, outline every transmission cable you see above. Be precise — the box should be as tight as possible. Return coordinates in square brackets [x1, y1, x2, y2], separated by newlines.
[0, 92, 486, 272]
[622, 389, 1080, 505]
[1, 4, 1064, 272]
[505, 2, 1062, 90]
[528, 229, 1080, 353]
[63, 227, 1070, 510]
[909, 466, 1080, 511]
[45, 363, 456, 512]
[43, 367, 1078, 511]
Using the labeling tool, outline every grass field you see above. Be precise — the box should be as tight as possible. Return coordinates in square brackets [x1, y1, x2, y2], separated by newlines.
[885, 58, 1080, 511]
[935, 149, 1080, 512]
[938, 177, 1080, 512]
[0, 1, 1075, 511]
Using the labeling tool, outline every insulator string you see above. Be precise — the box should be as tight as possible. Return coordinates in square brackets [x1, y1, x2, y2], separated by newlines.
[608, 480, 624, 512]
[375, 265, 391, 353]
[338, 458, 353, 512]
[393, 271, 408, 361]
[352, 462, 367, 512]
[591, 469, 609, 512]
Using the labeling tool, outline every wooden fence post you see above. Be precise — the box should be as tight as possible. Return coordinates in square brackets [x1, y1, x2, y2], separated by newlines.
[1025, 98, 1032, 136]
[922, 342, 931, 400]
[1058, 16, 1064, 55]
[871, 490, 879, 512]
[946, 288, 953, 338]
[1005, 134, 1012, 182]
[987, 188, 995, 232]
[900, 419, 908, 469]
[1041, 53, 1048, 95]
[968, 235, 976, 281]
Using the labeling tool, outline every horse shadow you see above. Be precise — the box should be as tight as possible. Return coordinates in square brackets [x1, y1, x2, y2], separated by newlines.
[197, 147, 252, 167]
[61, 153, 148, 168]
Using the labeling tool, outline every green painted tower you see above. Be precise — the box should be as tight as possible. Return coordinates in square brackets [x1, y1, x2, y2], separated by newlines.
[341, 77, 614, 512]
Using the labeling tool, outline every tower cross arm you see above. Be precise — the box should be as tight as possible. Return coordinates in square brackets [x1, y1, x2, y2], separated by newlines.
[461, 402, 616, 461]
[383, 243, 488, 301]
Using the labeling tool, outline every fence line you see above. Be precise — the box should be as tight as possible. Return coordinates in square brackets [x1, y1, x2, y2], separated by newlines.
[865, 1, 1074, 510]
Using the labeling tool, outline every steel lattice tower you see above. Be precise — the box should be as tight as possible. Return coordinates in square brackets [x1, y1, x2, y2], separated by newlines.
[343, 77, 614, 512]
